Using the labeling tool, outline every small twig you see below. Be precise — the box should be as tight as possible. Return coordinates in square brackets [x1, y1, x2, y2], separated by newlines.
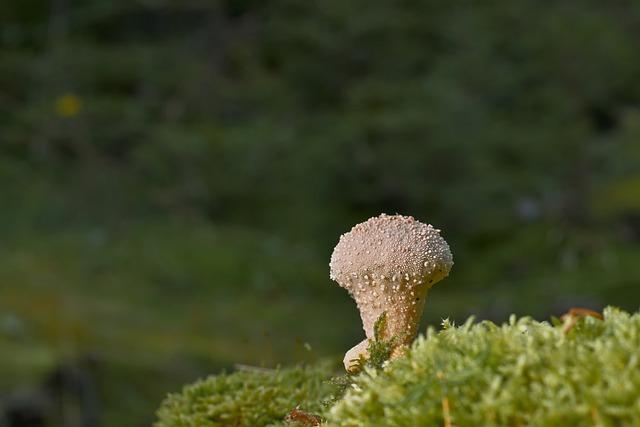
[284, 406, 324, 426]
[562, 307, 603, 320]
[442, 396, 452, 427]
[590, 406, 602, 426]
[560, 307, 603, 334]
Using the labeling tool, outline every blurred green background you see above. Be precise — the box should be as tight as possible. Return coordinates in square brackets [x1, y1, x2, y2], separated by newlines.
[1, 1, 640, 426]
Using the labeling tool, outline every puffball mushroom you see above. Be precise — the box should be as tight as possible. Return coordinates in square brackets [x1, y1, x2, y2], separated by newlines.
[330, 214, 453, 371]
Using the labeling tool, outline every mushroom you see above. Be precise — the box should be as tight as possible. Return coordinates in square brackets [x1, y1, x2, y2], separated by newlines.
[330, 214, 453, 371]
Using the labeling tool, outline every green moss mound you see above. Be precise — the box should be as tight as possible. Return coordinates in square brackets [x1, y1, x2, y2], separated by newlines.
[157, 308, 640, 427]
[155, 363, 335, 427]
[327, 307, 640, 426]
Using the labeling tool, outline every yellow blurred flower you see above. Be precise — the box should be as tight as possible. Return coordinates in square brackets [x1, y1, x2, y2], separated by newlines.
[54, 93, 82, 117]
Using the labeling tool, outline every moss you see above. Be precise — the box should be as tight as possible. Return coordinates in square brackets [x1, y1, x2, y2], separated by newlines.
[155, 363, 335, 427]
[366, 311, 395, 371]
[157, 307, 640, 427]
[327, 307, 640, 426]
[348, 311, 395, 375]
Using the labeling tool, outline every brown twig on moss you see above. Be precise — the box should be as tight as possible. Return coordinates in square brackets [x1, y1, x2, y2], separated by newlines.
[441, 396, 452, 427]
[284, 406, 324, 426]
[561, 307, 603, 334]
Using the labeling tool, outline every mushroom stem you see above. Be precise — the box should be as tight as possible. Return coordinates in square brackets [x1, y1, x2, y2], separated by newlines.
[358, 287, 429, 344]
[344, 287, 429, 372]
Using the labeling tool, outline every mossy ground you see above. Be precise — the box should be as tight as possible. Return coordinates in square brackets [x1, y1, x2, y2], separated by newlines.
[155, 363, 336, 427]
[156, 307, 640, 427]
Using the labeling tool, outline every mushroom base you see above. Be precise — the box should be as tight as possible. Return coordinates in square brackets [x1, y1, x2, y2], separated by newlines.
[344, 286, 430, 371]
[343, 339, 369, 372]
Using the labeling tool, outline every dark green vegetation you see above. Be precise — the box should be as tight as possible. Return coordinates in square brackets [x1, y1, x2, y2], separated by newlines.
[156, 308, 640, 427]
[2, 1, 640, 425]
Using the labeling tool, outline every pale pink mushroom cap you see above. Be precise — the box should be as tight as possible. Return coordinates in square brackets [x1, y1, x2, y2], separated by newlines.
[330, 213, 453, 370]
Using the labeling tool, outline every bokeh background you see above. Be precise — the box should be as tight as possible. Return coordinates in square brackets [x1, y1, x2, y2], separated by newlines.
[2, 1, 640, 426]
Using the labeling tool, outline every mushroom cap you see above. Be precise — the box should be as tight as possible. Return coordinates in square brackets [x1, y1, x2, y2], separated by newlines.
[330, 213, 453, 294]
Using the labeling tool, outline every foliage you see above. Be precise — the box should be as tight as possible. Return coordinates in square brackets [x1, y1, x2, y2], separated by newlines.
[157, 308, 640, 427]
[155, 363, 335, 427]
[0, 222, 351, 425]
[1, 1, 640, 322]
[327, 307, 640, 426]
